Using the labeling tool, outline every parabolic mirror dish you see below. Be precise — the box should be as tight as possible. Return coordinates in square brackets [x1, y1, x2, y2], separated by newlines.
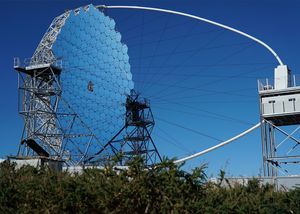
[31, 5, 134, 163]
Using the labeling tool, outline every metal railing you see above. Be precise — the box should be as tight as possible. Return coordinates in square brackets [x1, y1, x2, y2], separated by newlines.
[14, 57, 62, 69]
[258, 75, 300, 91]
[258, 78, 274, 91]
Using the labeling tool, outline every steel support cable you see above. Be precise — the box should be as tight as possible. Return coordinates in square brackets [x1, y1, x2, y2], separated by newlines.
[148, 43, 256, 100]
[154, 105, 253, 126]
[134, 72, 262, 79]
[64, 63, 268, 82]
[127, 24, 185, 43]
[60, 34, 245, 70]
[140, 18, 170, 92]
[155, 100, 255, 104]
[95, 5, 280, 163]
[125, 19, 198, 42]
[97, 5, 283, 102]
[141, 22, 199, 93]
[151, 88, 256, 102]
[132, 41, 254, 93]
[153, 128, 192, 154]
[109, 10, 136, 26]
[156, 117, 223, 142]
[58, 33, 258, 96]
[131, 62, 273, 70]
[133, 80, 256, 98]
[97, 5, 284, 66]
[174, 122, 261, 163]
[116, 11, 165, 35]
[144, 31, 226, 96]
[130, 41, 252, 60]
[60, 54, 258, 104]
[136, 12, 145, 92]
[154, 100, 255, 126]
[150, 64, 270, 101]
[128, 28, 219, 48]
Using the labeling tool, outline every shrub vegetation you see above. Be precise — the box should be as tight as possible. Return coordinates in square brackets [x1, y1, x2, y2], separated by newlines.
[0, 158, 299, 213]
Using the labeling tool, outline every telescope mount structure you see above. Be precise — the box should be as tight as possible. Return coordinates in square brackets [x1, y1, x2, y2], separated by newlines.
[86, 90, 162, 166]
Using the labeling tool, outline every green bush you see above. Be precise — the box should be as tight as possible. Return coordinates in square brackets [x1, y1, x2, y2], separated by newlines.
[0, 159, 299, 213]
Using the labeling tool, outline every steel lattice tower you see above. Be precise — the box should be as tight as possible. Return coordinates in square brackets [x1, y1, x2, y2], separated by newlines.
[87, 90, 162, 166]
[14, 59, 68, 161]
[13, 58, 100, 165]
[259, 65, 300, 176]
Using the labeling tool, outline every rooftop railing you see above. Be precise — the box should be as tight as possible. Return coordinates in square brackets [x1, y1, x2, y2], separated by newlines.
[258, 75, 300, 92]
[14, 57, 62, 69]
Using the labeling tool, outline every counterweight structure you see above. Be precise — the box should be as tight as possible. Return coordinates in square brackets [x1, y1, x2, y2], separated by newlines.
[259, 65, 300, 176]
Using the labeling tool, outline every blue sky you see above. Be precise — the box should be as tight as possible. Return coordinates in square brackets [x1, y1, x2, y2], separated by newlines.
[0, 0, 299, 176]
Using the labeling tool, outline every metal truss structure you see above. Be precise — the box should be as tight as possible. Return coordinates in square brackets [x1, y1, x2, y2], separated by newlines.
[14, 58, 102, 165]
[260, 118, 300, 177]
[30, 11, 70, 65]
[87, 90, 162, 166]
[259, 79, 300, 177]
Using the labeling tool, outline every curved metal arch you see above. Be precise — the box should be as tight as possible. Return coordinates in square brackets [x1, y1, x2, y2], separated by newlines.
[174, 122, 261, 164]
[97, 5, 284, 65]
